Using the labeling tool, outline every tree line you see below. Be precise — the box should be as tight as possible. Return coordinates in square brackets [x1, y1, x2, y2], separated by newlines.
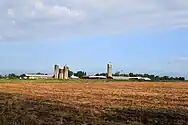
[0, 73, 20, 79]
[95, 72, 185, 81]
[0, 71, 185, 81]
[0, 71, 87, 80]
[69, 71, 185, 81]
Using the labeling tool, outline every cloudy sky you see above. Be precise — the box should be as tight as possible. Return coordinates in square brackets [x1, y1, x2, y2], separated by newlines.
[0, 0, 188, 78]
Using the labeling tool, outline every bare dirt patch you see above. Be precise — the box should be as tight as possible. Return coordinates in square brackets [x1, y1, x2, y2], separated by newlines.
[0, 81, 188, 125]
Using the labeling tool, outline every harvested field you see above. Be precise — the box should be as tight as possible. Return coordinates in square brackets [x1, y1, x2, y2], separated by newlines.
[0, 81, 188, 125]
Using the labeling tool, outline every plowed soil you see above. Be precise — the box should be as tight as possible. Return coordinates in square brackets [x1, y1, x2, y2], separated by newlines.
[0, 81, 188, 125]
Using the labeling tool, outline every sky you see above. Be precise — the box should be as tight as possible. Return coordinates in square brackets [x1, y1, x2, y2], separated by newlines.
[0, 0, 188, 78]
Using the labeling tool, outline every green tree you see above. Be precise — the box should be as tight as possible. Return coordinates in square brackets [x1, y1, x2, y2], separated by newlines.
[129, 73, 134, 77]
[164, 76, 169, 80]
[114, 71, 120, 76]
[143, 74, 149, 78]
[136, 74, 143, 77]
[8, 73, 19, 79]
[155, 76, 160, 81]
[20, 74, 26, 78]
[113, 72, 119, 76]
[178, 77, 185, 81]
[100, 73, 107, 76]
[149, 75, 155, 81]
[95, 73, 100, 76]
[74, 71, 86, 78]
[123, 74, 129, 77]
[120, 74, 125, 76]
[95, 73, 106, 76]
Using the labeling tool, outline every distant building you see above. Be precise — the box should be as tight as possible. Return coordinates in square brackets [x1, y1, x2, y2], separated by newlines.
[81, 75, 106, 79]
[107, 63, 113, 78]
[70, 75, 79, 79]
[88, 75, 106, 79]
[54, 65, 60, 79]
[112, 76, 129, 80]
[112, 76, 151, 81]
[23, 74, 53, 79]
[21, 63, 152, 81]
[54, 64, 69, 80]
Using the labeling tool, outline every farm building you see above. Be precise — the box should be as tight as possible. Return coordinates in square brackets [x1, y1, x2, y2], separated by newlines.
[82, 75, 107, 79]
[80, 75, 151, 81]
[20, 63, 151, 81]
[70, 75, 79, 79]
[112, 76, 151, 81]
[23, 74, 53, 79]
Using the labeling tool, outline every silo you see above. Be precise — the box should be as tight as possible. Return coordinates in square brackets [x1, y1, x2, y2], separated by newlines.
[63, 65, 69, 79]
[58, 68, 64, 79]
[107, 63, 112, 78]
[54, 65, 59, 79]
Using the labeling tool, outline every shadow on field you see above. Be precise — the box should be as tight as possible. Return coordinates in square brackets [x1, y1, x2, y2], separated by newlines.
[0, 92, 188, 125]
[102, 108, 188, 125]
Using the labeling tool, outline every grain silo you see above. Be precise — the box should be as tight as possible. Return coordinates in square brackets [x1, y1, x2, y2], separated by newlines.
[54, 65, 59, 79]
[58, 68, 64, 79]
[63, 65, 69, 79]
[107, 63, 112, 78]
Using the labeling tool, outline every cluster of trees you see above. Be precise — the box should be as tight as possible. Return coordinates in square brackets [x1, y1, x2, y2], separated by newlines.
[76, 71, 185, 81]
[94, 72, 185, 81]
[73, 71, 87, 78]
[112, 72, 185, 81]
[0, 73, 20, 79]
[0, 71, 87, 80]
[0, 72, 50, 79]
[95, 73, 107, 76]
[68, 70, 87, 78]
[0, 71, 185, 81]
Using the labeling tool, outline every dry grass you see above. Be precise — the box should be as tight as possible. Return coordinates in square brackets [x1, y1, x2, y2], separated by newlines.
[0, 81, 188, 125]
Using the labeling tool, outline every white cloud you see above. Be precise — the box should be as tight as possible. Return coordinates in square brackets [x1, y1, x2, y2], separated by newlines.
[7, 9, 14, 17]
[177, 57, 188, 61]
[0, 0, 188, 41]
[12, 20, 16, 25]
[33, 1, 82, 18]
[34, 1, 45, 11]
[172, 25, 188, 29]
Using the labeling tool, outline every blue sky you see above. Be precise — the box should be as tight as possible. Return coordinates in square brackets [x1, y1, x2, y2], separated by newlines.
[1, 28, 188, 78]
[0, 0, 188, 78]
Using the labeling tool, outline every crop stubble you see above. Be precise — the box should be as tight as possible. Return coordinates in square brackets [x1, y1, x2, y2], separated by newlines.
[0, 81, 188, 125]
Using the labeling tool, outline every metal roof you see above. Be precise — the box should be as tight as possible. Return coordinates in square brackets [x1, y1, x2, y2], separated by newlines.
[88, 76, 106, 79]
[112, 76, 151, 80]
[25, 74, 53, 77]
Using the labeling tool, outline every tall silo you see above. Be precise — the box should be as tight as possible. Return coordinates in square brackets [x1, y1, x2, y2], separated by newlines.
[58, 68, 64, 79]
[63, 65, 69, 80]
[107, 63, 112, 78]
[54, 65, 59, 79]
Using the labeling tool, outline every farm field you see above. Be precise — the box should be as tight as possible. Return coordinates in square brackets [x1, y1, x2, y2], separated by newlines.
[0, 80, 188, 125]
